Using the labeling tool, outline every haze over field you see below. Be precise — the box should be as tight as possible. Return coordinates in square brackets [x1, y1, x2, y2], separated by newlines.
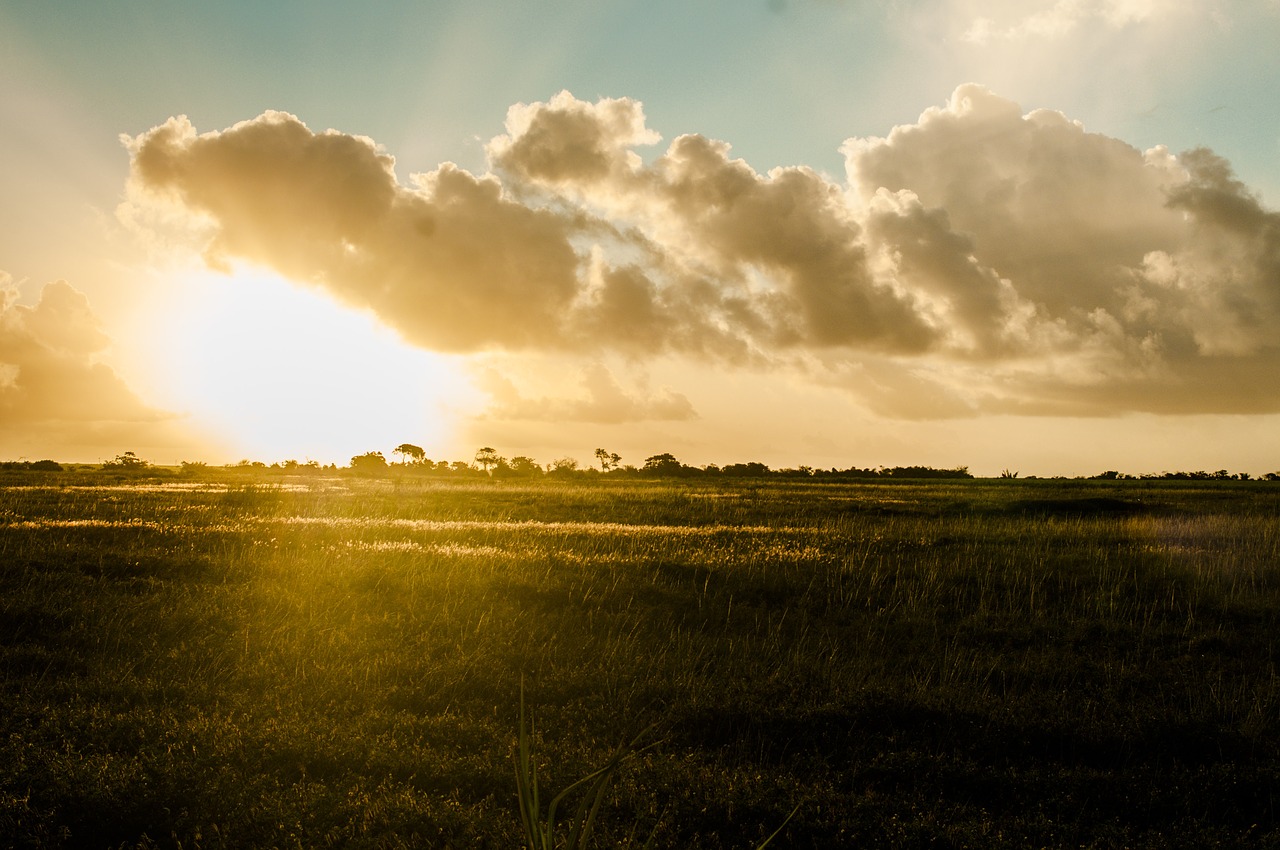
[3, 1, 1279, 475]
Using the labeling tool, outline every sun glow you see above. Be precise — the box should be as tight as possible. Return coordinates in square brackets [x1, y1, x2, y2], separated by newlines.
[139, 264, 479, 465]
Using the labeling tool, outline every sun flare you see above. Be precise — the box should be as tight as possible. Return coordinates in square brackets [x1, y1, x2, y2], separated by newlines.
[139, 263, 479, 465]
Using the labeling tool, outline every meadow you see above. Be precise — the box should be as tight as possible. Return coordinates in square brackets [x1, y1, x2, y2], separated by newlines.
[1, 472, 1277, 848]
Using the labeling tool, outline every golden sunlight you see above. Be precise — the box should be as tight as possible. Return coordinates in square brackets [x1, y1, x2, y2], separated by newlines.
[137, 264, 478, 465]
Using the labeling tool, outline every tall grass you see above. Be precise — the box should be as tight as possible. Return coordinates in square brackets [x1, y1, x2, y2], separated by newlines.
[1, 475, 1277, 846]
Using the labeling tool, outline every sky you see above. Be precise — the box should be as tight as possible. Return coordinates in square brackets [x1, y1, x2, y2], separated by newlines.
[2, 0, 1279, 476]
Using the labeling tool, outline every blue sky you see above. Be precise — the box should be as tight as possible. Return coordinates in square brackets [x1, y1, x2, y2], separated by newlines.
[8, 1, 1277, 183]
[2, 1, 1279, 473]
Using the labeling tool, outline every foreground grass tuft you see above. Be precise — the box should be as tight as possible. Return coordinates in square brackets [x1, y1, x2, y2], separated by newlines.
[514, 680, 798, 850]
[515, 680, 660, 849]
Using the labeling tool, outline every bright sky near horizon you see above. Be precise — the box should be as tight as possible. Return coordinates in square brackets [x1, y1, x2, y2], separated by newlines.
[2, 0, 1279, 476]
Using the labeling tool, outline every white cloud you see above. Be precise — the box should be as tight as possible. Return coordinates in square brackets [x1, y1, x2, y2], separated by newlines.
[123, 87, 1280, 419]
[843, 85, 1280, 413]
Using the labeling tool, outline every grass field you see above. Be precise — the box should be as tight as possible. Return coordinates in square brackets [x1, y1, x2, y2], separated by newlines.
[1, 472, 1277, 848]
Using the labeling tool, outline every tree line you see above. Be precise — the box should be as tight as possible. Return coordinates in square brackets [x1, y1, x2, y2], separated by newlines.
[332, 445, 978, 480]
[2, 450, 1277, 481]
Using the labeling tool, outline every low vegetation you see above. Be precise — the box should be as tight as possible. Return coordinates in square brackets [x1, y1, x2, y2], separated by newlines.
[1, 471, 1277, 847]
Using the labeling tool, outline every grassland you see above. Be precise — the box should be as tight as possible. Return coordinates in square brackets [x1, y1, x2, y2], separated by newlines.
[1, 472, 1277, 848]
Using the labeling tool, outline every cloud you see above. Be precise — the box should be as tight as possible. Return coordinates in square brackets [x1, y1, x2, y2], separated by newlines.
[126, 104, 940, 364]
[479, 362, 696, 424]
[125, 112, 583, 352]
[124, 87, 1280, 418]
[489, 91, 660, 187]
[0, 273, 169, 440]
[492, 95, 938, 353]
[843, 84, 1280, 413]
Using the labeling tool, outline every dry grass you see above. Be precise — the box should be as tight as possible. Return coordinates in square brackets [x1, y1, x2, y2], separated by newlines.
[1, 473, 1277, 847]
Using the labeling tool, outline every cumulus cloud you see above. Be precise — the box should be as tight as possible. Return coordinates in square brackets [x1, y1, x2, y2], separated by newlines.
[124, 87, 1280, 418]
[843, 84, 1280, 413]
[0, 273, 168, 434]
[489, 91, 660, 188]
[125, 112, 587, 352]
[492, 96, 936, 353]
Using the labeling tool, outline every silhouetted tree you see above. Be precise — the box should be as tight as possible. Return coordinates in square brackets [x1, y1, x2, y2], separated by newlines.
[350, 452, 388, 475]
[548, 457, 579, 476]
[508, 456, 542, 477]
[2, 459, 65, 471]
[394, 443, 426, 465]
[722, 462, 770, 477]
[643, 453, 683, 476]
[103, 451, 148, 470]
[594, 448, 622, 472]
[880, 465, 973, 480]
[474, 447, 501, 474]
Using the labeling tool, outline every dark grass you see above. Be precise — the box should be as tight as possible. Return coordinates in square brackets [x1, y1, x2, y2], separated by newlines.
[1, 475, 1278, 848]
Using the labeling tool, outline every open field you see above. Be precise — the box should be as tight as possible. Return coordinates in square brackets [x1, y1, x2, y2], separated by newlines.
[1, 473, 1278, 848]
